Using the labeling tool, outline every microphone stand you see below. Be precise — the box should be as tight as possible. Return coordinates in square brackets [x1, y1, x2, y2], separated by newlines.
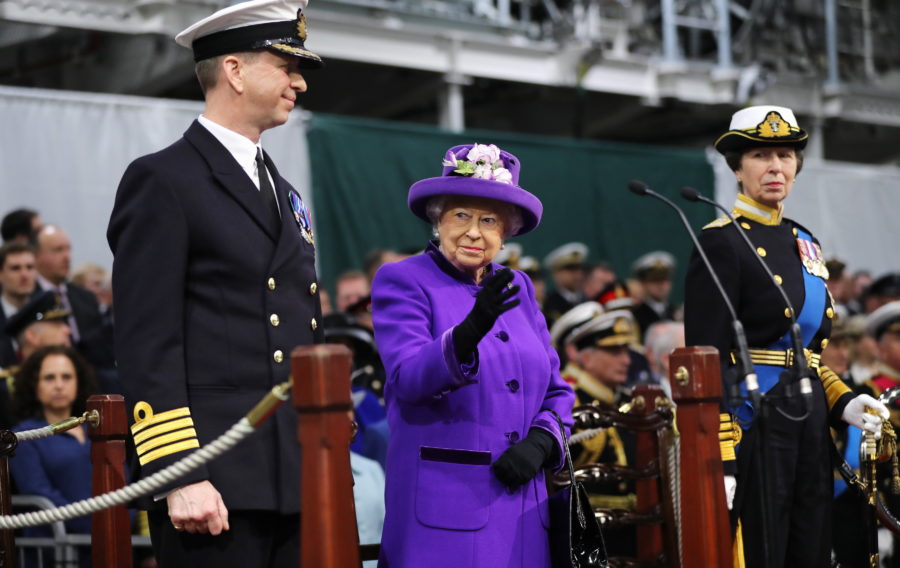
[627, 181, 758, 408]
[627, 180, 771, 567]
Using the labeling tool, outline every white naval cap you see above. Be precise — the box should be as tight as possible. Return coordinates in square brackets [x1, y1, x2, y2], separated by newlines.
[866, 300, 900, 340]
[549, 301, 603, 350]
[631, 250, 675, 281]
[175, 0, 323, 67]
[569, 309, 638, 350]
[544, 242, 588, 272]
[715, 105, 808, 155]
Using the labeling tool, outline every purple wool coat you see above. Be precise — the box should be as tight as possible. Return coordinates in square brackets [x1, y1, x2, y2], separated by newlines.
[372, 242, 575, 568]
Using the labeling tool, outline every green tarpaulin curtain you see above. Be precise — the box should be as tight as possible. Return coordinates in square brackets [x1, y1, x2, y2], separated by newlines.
[307, 113, 717, 303]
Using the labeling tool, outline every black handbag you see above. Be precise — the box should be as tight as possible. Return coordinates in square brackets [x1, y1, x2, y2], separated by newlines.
[548, 410, 608, 568]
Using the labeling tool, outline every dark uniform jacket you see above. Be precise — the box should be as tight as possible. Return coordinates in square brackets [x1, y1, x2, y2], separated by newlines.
[684, 206, 851, 425]
[632, 301, 675, 340]
[108, 120, 323, 513]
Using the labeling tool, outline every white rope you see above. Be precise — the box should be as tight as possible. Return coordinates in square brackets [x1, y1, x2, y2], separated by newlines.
[14, 426, 56, 442]
[568, 427, 605, 445]
[0, 419, 255, 529]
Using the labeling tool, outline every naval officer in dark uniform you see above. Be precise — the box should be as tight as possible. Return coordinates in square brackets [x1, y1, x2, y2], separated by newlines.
[683, 105, 887, 568]
[107, 0, 324, 565]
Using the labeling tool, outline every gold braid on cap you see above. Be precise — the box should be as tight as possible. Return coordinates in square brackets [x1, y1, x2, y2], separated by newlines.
[296, 12, 307, 41]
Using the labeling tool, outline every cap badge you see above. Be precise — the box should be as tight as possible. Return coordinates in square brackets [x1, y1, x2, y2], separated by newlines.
[290, 190, 314, 245]
[613, 317, 631, 335]
[758, 111, 791, 139]
[296, 12, 307, 42]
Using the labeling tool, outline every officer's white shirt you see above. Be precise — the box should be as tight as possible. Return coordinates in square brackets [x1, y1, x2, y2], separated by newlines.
[197, 115, 280, 212]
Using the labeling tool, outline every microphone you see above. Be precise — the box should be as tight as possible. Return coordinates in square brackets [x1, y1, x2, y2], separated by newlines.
[628, 180, 760, 406]
[680, 187, 814, 403]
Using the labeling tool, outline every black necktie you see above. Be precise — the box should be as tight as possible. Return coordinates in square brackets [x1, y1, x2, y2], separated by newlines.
[256, 148, 281, 231]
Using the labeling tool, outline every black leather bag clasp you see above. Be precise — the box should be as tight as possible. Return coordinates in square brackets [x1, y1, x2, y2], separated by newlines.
[548, 410, 608, 568]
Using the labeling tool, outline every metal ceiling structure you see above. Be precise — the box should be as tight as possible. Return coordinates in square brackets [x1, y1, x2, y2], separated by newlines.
[0, 0, 899, 163]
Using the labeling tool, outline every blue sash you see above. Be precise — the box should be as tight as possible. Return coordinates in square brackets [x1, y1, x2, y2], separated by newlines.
[834, 426, 862, 497]
[734, 227, 826, 426]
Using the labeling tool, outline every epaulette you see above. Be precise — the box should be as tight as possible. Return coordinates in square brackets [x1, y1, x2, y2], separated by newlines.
[702, 216, 732, 230]
[787, 218, 817, 242]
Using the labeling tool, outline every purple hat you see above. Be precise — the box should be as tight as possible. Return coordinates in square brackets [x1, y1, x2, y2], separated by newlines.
[408, 143, 543, 236]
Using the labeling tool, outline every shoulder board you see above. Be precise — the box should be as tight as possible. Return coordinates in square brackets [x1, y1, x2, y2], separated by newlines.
[702, 216, 732, 230]
[786, 218, 817, 241]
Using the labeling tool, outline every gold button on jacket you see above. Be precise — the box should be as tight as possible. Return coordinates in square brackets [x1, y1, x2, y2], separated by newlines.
[270, 314, 280, 327]
[273, 350, 284, 363]
[267, 277, 276, 291]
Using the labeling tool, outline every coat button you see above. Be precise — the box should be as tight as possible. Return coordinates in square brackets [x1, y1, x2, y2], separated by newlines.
[792, 227, 799, 236]
[506, 380, 519, 393]
[270, 314, 280, 327]
[784, 308, 793, 318]
[267, 277, 276, 291]
[821, 338, 829, 349]
[740, 222, 751, 230]
[826, 307, 834, 319]
[496, 331, 509, 342]
[273, 350, 284, 363]
[756, 247, 767, 257]
[505, 431, 520, 443]
[309, 282, 318, 295]
[310, 318, 318, 331]
[773, 274, 783, 285]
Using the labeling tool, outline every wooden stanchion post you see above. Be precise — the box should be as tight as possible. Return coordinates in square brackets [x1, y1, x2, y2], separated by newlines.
[633, 384, 665, 565]
[292, 344, 360, 568]
[0, 430, 17, 568]
[87, 395, 132, 568]
[669, 346, 732, 567]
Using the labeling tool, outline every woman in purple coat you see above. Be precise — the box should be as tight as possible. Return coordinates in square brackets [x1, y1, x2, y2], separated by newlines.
[372, 143, 575, 567]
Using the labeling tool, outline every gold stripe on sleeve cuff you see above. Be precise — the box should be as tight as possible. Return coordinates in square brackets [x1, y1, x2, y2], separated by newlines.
[138, 439, 200, 466]
[131, 403, 192, 435]
[720, 439, 736, 462]
[133, 417, 195, 445]
[131, 402, 201, 466]
[819, 365, 852, 410]
[136, 428, 198, 456]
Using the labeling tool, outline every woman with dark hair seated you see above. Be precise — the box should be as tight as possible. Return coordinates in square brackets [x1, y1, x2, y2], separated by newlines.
[10, 345, 98, 563]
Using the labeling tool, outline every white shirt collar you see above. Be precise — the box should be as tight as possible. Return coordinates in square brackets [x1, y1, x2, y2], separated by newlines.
[1, 296, 18, 318]
[198, 115, 264, 188]
[36, 273, 65, 293]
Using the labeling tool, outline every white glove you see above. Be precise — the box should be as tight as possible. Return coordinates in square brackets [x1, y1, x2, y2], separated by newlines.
[842, 394, 890, 439]
[724, 475, 737, 511]
[878, 527, 892, 561]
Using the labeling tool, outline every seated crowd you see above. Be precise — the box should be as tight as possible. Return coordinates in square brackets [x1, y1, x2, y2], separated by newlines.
[1, 205, 899, 565]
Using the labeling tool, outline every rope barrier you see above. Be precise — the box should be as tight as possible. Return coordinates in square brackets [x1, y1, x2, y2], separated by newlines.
[568, 427, 605, 445]
[0, 380, 291, 530]
[14, 411, 100, 443]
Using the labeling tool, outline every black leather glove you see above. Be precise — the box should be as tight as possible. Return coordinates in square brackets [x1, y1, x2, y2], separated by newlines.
[492, 428, 556, 489]
[453, 268, 520, 362]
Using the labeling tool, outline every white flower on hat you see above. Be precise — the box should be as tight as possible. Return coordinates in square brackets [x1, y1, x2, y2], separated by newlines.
[441, 142, 514, 184]
[441, 153, 459, 168]
[493, 167, 512, 184]
[467, 143, 501, 165]
[473, 163, 494, 180]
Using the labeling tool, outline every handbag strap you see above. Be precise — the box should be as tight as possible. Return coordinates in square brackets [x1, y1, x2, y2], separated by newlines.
[549, 410, 577, 487]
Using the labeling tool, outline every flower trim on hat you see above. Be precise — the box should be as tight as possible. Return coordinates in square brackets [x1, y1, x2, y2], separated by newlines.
[442, 143, 513, 184]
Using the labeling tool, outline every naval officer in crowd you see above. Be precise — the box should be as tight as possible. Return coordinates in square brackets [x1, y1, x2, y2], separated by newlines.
[107, 0, 324, 564]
